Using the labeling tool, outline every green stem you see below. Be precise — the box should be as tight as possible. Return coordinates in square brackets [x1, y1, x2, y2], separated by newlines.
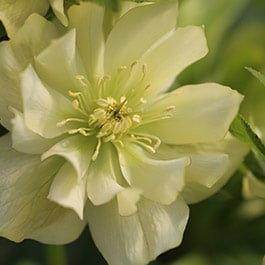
[45, 245, 68, 265]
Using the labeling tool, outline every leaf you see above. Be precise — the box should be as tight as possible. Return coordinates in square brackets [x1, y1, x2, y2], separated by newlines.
[245, 67, 265, 87]
[229, 114, 265, 160]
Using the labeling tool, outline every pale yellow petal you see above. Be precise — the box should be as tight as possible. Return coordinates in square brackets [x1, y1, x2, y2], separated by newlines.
[117, 188, 141, 216]
[141, 26, 208, 95]
[138, 83, 243, 144]
[68, 2, 105, 81]
[105, 0, 178, 74]
[86, 197, 189, 265]
[49, 0, 68, 26]
[181, 134, 249, 203]
[0, 0, 49, 37]
[86, 144, 123, 206]
[21, 65, 76, 138]
[0, 134, 85, 243]
[10, 107, 58, 154]
[42, 135, 96, 180]
[48, 162, 86, 219]
[35, 29, 86, 96]
[0, 14, 58, 130]
[117, 143, 188, 205]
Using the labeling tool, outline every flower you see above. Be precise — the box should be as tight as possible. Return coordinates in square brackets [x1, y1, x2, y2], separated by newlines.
[0, 0, 67, 37]
[0, 1, 248, 264]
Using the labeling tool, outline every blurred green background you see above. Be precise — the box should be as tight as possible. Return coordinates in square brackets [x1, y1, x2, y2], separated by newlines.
[0, 0, 265, 264]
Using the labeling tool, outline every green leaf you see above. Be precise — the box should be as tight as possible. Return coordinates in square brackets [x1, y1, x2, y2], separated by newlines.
[229, 115, 265, 160]
[245, 67, 265, 87]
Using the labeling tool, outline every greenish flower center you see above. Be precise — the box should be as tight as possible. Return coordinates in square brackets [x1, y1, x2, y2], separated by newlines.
[56, 72, 174, 160]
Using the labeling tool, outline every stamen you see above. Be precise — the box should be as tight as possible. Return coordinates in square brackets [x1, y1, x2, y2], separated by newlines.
[68, 90, 89, 116]
[75, 75, 89, 87]
[129, 133, 161, 154]
[56, 117, 87, 127]
[68, 127, 95, 136]
[92, 139, 102, 161]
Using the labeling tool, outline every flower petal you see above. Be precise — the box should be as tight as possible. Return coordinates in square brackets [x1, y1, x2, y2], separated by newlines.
[117, 188, 141, 216]
[48, 162, 86, 219]
[117, 143, 188, 205]
[138, 83, 243, 144]
[42, 135, 96, 180]
[0, 0, 49, 37]
[0, 14, 58, 130]
[86, 143, 123, 206]
[35, 29, 86, 96]
[105, 0, 178, 74]
[68, 2, 105, 81]
[21, 65, 76, 138]
[86, 197, 189, 265]
[141, 25, 208, 95]
[0, 134, 85, 243]
[10, 107, 58, 154]
[49, 0, 68, 26]
[181, 134, 249, 203]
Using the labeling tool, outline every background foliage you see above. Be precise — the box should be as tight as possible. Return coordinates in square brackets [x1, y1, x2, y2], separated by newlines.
[0, 0, 265, 264]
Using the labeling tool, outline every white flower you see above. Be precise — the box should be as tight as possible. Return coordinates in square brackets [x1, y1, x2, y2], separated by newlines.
[0, 1, 248, 264]
[0, 0, 67, 37]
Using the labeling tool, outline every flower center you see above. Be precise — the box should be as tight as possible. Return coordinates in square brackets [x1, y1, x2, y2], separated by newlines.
[56, 71, 175, 160]
[89, 96, 141, 141]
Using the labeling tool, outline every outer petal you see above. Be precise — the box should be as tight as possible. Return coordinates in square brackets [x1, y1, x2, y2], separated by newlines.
[35, 29, 86, 96]
[105, 0, 178, 74]
[86, 197, 189, 265]
[117, 143, 188, 205]
[0, 0, 49, 37]
[10, 107, 59, 154]
[0, 134, 85, 243]
[0, 14, 58, 130]
[181, 134, 249, 203]
[49, 0, 68, 26]
[86, 143, 123, 206]
[21, 65, 76, 138]
[48, 162, 87, 219]
[141, 26, 208, 95]
[42, 135, 96, 180]
[138, 83, 243, 144]
[68, 2, 105, 81]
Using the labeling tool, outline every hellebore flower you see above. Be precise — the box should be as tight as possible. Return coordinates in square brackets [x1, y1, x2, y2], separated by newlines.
[0, 1, 248, 264]
[0, 0, 67, 37]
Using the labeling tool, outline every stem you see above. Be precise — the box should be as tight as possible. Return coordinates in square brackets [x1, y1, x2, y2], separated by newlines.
[45, 245, 68, 265]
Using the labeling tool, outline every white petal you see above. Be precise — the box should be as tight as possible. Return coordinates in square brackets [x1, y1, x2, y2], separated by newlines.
[185, 153, 229, 188]
[42, 135, 96, 180]
[105, 0, 178, 74]
[0, 14, 58, 130]
[117, 188, 141, 216]
[10, 107, 58, 154]
[0, 0, 48, 37]
[117, 143, 188, 205]
[0, 134, 85, 243]
[138, 83, 243, 144]
[49, 0, 68, 26]
[68, 2, 105, 80]
[86, 144, 123, 206]
[181, 134, 249, 203]
[86, 197, 189, 265]
[141, 26, 208, 95]
[48, 162, 86, 219]
[21, 65, 76, 138]
[35, 29, 86, 96]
